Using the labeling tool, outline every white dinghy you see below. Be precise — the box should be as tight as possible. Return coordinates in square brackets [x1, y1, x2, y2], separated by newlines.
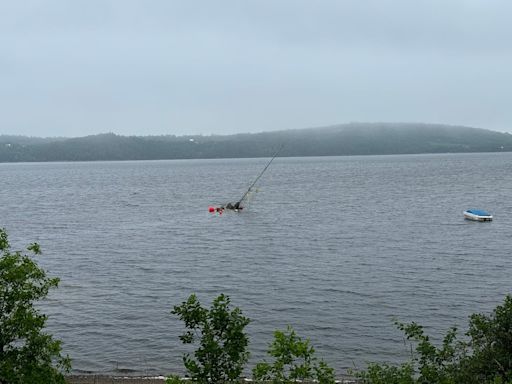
[463, 209, 493, 222]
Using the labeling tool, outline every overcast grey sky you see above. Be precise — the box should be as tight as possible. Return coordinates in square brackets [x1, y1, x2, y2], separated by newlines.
[1, 1, 511, 137]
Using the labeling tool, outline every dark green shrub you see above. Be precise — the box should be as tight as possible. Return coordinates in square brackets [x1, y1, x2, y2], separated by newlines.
[0, 228, 71, 384]
[355, 362, 416, 384]
[171, 293, 250, 383]
[252, 325, 335, 384]
[466, 295, 512, 383]
[165, 374, 183, 384]
[355, 295, 512, 384]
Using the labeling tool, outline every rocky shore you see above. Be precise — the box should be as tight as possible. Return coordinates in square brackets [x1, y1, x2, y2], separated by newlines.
[67, 376, 167, 384]
[66, 376, 358, 384]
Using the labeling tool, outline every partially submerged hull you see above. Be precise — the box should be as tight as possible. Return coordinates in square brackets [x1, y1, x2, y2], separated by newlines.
[463, 209, 493, 222]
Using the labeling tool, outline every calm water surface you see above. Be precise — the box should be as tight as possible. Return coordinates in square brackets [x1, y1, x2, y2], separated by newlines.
[1, 153, 511, 376]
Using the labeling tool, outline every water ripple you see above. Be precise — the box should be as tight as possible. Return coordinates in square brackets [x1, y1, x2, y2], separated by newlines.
[1, 154, 511, 375]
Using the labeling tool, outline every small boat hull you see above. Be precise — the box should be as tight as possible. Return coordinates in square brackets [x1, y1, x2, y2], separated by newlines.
[463, 209, 493, 222]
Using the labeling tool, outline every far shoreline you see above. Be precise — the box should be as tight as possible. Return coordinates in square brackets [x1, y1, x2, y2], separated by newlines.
[1, 149, 511, 166]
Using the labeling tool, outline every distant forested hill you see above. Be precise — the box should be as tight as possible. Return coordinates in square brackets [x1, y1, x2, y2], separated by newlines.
[1, 123, 511, 162]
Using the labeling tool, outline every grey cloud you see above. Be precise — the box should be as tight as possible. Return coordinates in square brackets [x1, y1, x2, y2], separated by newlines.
[1, 0, 511, 137]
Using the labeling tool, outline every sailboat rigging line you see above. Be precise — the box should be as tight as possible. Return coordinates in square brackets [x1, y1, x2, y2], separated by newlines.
[237, 144, 283, 205]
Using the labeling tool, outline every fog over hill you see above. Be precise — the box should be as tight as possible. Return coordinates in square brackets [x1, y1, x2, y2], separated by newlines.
[1, 123, 511, 162]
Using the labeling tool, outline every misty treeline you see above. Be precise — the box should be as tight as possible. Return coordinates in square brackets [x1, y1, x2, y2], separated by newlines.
[1, 123, 512, 162]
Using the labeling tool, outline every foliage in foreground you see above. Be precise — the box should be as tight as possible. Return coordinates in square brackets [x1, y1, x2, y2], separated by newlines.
[171, 293, 250, 383]
[170, 293, 512, 383]
[355, 294, 512, 384]
[0, 228, 71, 384]
[252, 325, 336, 384]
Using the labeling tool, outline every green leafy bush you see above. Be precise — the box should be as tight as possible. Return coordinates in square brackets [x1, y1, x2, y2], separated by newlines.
[355, 362, 415, 384]
[252, 325, 335, 384]
[0, 228, 71, 384]
[165, 374, 183, 384]
[355, 295, 512, 384]
[171, 293, 250, 383]
[467, 295, 512, 383]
